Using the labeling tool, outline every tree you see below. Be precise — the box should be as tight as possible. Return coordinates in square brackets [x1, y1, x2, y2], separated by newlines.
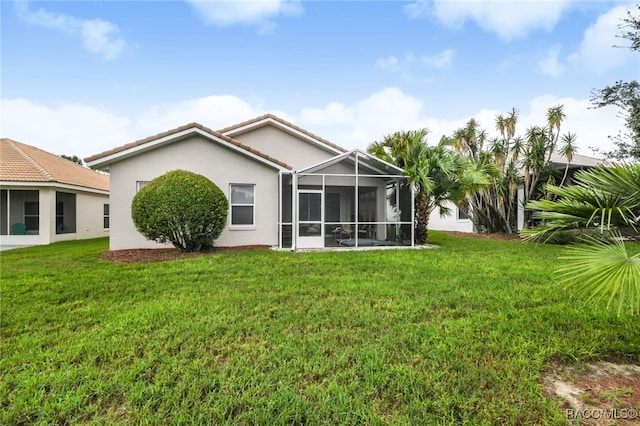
[524, 164, 640, 239]
[60, 154, 84, 165]
[590, 5, 640, 160]
[368, 129, 488, 244]
[131, 169, 228, 252]
[523, 163, 640, 315]
[447, 105, 576, 233]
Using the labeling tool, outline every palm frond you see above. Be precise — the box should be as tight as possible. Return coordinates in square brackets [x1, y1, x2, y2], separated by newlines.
[558, 233, 640, 315]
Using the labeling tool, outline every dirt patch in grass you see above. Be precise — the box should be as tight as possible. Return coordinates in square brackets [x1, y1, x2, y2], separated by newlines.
[543, 360, 640, 425]
[100, 245, 270, 263]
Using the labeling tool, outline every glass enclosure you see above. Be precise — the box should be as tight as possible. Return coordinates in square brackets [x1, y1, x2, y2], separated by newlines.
[1, 189, 77, 236]
[279, 150, 413, 249]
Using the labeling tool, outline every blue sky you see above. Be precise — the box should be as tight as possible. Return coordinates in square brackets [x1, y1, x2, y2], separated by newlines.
[2, 0, 638, 158]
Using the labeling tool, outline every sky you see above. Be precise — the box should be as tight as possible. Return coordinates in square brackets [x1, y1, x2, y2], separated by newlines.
[1, 0, 639, 160]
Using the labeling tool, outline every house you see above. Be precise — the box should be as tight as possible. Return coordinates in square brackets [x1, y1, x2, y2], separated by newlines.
[0, 138, 110, 247]
[85, 114, 414, 251]
[428, 151, 605, 233]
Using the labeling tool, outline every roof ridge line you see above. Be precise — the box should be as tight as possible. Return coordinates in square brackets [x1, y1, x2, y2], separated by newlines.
[8, 139, 55, 182]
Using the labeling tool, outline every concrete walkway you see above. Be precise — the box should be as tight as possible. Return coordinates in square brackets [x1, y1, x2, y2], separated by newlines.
[0, 245, 33, 251]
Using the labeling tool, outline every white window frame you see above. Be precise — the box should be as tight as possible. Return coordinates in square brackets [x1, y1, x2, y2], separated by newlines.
[229, 184, 256, 229]
[457, 202, 470, 221]
[136, 181, 149, 192]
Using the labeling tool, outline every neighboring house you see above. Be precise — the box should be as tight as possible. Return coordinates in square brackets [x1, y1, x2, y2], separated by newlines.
[429, 151, 605, 233]
[0, 138, 110, 247]
[85, 114, 415, 251]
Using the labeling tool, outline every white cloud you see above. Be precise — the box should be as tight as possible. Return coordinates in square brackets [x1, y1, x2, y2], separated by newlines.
[298, 88, 428, 149]
[185, 0, 303, 29]
[300, 102, 354, 126]
[81, 20, 126, 61]
[375, 55, 401, 72]
[0, 98, 132, 157]
[1, 90, 623, 160]
[568, 5, 635, 74]
[15, 1, 126, 60]
[446, 95, 623, 156]
[520, 95, 623, 156]
[405, 0, 572, 41]
[0, 95, 270, 158]
[135, 95, 267, 134]
[299, 90, 622, 156]
[537, 44, 565, 78]
[422, 49, 455, 68]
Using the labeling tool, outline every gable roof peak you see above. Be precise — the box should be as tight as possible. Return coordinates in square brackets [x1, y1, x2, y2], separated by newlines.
[84, 121, 292, 170]
[219, 114, 348, 154]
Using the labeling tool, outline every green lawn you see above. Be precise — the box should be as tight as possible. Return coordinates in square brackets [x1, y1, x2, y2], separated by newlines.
[2, 233, 639, 425]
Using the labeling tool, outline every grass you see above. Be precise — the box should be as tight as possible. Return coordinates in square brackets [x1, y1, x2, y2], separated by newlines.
[1, 232, 639, 425]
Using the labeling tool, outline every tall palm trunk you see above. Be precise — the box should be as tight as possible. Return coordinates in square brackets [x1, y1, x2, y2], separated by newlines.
[415, 191, 432, 244]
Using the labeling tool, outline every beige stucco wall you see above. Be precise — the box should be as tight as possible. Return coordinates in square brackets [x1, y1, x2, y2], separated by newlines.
[231, 125, 337, 170]
[108, 135, 280, 250]
[72, 192, 110, 240]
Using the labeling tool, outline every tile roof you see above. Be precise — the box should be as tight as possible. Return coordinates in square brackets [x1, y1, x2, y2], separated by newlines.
[1, 138, 109, 192]
[549, 151, 604, 167]
[218, 114, 349, 153]
[84, 122, 292, 170]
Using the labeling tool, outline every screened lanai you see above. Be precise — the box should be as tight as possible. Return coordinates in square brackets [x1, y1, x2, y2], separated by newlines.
[278, 149, 414, 250]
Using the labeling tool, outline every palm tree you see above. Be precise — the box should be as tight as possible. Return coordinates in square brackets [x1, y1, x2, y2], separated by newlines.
[449, 104, 580, 233]
[524, 163, 640, 238]
[557, 234, 639, 315]
[524, 163, 640, 315]
[558, 132, 577, 187]
[450, 116, 519, 233]
[368, 130, 488, 244]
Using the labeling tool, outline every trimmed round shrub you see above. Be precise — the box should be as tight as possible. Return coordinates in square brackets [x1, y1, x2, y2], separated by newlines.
[131, 170, 228, 252]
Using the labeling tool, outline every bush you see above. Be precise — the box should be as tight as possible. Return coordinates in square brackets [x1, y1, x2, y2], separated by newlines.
[131, 170, 228, 252]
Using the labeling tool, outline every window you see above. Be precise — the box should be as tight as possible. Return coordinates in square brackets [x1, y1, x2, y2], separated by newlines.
[56, 201, 64, 232]
[230, 184, 255, 227]
[24, 201, 39, 231]
[136, 181, 149, 192]
[457, 203, 470, 220]
[103, 204, 110, 229]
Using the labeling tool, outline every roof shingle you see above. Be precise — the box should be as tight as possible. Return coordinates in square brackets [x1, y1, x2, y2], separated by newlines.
[1, 138, 109, 192]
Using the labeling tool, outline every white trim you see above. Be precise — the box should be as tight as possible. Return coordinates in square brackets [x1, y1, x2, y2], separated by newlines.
[278, 172, 282, 249]
[296, 189, 324, 249]
[297, 149, 405, 175]
[291, 172, 298, 251]
[136, 181, 149, 192]
[86, 127, 289, 172]
[229, 183, 256, 230]
[0, 181, 108, 196]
